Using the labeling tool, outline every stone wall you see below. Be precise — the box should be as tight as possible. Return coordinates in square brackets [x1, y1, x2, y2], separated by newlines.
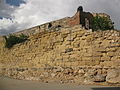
[0, 25, 120, 85]
[81, 12, 93, 29]
[11, 11, 111, 37]
[68, 12, 80, 27]
[13, 10, 83, 36]
[14, 17, 70, 36]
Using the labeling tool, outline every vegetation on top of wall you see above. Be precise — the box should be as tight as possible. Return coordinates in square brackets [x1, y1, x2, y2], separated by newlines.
[4, 34, 28, 48]
[92, 15, 114, 31]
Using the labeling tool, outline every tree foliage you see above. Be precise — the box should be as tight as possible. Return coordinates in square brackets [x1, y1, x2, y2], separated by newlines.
[92, 15, 114, 31]
[4, 34, 28, 48]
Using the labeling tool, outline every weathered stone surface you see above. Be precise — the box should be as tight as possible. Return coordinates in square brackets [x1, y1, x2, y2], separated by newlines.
[51, 73, 56, 78]
[53, 66, 64, 73]
[106, 69, 120, 84]
[83, 69, 97, 84]
[63, 68, 73, 74]
[65, 48, 73, 53]
[94, 74, 106, 82]
[78, 69, 85, 74]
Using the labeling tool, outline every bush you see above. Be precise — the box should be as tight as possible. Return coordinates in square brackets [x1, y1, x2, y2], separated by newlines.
[92, 15, 114, 31]
[4, 34, 28, 48]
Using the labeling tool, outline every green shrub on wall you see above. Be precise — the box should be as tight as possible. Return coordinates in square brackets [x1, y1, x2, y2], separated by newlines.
[92, 15, 114, 31]
[4, 34, 28, 48]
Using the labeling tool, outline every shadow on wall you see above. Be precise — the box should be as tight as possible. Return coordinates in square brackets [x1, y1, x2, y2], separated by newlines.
[92, 87, 120, 90]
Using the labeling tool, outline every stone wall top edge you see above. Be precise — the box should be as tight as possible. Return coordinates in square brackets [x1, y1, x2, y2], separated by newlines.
[1, 17, 70, 36]
[26, 17, 70, 29]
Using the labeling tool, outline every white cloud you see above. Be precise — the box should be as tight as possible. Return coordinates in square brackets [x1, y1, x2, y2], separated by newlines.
[0, 18, 14, 29]
[0, 0, 17, 35]
[0, 0, 15, 18]
[0, 0, 120, 35]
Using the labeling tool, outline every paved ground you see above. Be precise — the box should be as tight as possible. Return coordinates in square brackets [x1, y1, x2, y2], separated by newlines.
[0, 76, 120, 90]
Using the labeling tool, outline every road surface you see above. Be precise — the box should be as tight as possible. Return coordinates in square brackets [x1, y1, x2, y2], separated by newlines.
[0, 76, 119, 90]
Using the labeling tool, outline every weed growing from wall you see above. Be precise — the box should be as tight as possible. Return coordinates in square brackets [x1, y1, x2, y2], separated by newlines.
[4, 34, 28, 48]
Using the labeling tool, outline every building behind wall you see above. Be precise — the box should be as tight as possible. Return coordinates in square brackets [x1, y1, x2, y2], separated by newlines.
[68, 6, 93, 29]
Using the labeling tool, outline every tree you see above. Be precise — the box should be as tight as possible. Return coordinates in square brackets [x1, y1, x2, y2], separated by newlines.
[92, 15, 114, 31]
[4, 34, 28, 48]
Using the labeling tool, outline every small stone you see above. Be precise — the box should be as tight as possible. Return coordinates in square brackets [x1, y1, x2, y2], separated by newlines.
[85, 69, 97, 76]
[60, 80, 64, 84]
[53, 66, 63, 73]
[94, 74, 106, 82]
[63, 68, 73, 74]
[84, 79, 94, 84]
[65, 48, 73, 53]
[51, 73, 56, 78]
[45, 81, 48, 83]
[43, 72, 49, 77]
[78, 69, 85, 74]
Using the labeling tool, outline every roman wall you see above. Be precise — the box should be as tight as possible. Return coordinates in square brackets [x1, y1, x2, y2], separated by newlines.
[0, 6, 119, 85]
[12, 10, 94, 36]
[68, 12, 81, 27]
[14, 17, 70, 36]
[10, 10, 111, 37]
[0, 24, 120, 85]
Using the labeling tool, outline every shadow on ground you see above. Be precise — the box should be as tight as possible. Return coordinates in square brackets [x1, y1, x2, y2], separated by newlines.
[92, 87, 120, 90]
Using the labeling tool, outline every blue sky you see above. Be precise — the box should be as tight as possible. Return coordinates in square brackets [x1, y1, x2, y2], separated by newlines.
[0, 0, 120, 35]
[6, 0, 25, 6]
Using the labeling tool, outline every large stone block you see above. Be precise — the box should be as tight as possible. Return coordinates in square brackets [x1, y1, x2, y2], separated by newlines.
[107, 52, 115, 57]
[82, 57, 92, 61]
[100, 61, 119, 67]
[94, 47, 106, 52]
[106, 47, 117, 52]
[93, 74, 106, 82]
[111, 56, 120, 61]
[92, 56, 101, 61]
[76, 31, 85, 37]
[101, 56, 111, 61]
[106, 69, 120, 84]
[83, 53, 93, 57]
[78, 60, 99, 66]
[92, 52, 103, 57]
